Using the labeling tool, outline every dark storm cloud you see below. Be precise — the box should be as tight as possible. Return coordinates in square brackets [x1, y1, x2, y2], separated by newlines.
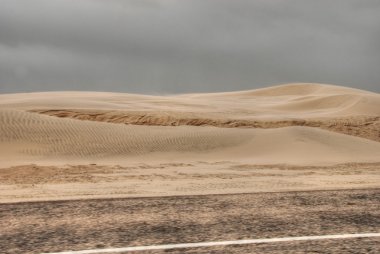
[0, 0, 379, 93]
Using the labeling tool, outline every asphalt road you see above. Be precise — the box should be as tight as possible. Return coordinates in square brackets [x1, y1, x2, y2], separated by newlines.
[1, 189, 380, 254]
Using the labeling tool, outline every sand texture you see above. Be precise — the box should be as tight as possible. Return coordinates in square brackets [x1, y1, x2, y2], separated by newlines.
[1, 83, 380, 202]
[1, 83, 380, 166]
[1, 162, 379, 203]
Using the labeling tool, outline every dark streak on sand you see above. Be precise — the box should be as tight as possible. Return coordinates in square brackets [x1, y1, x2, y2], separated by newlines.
[1, 189, 380, 254]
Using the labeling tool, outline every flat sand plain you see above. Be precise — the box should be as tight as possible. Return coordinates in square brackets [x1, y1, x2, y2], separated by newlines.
[1, 83, 380, 202]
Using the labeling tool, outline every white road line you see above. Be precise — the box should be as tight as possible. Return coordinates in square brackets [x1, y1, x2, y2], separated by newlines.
[43, 233, 380, 254]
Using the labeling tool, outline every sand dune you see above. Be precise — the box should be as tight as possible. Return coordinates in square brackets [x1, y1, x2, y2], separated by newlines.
[1, 83, 380, 201]
[0, 109, 380, 166]
[0, 83, 379, 167]
[212, 83, 376, 97]
[29, 109, 380, 142]
[182, 83, 380, 117]
[9, 83, 376, 142]
[1, 83, 380, 117]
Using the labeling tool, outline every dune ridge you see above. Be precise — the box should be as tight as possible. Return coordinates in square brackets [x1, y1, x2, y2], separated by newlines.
[1, 83, 380, 117]
[1, 83, 380, 202]
[1, 107, 380, 166]
[1, 83, 380, 167]
[30, 109, 380, 142]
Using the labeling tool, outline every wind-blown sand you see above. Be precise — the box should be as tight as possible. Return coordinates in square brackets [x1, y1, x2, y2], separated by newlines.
[1, 83, 379, 202]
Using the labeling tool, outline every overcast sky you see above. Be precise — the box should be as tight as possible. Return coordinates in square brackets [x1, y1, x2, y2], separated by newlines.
[0, 0, 379, 94]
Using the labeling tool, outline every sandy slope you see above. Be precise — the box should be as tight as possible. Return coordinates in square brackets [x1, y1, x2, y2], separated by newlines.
[3, 83, 380, 143]
[0, 83, 379, 167]
[1, 83, 380, 202]
[2, 108, 380, 166]
[1, 83, 380, 118]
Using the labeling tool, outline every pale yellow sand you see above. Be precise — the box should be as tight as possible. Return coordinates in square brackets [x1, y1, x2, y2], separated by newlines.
[1, 107, 380, 167]
[1, 83, 379, 167]
[1, 83, 379, 202]
[1, 83, 379, 118]
[1, 162, 379, 203]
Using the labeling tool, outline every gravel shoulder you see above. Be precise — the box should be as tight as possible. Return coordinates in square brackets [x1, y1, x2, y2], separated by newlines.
[1, 189, 379, 254]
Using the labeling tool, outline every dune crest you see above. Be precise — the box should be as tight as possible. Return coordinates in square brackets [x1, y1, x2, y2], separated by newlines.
[1, 83, 379, 117]
[1, 108, 380, 166]
[0, 83, 379, 167]
[29, 109, 380, 142]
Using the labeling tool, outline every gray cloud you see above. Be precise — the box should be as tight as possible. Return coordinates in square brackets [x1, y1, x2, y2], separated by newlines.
[0, 0, 379, 93]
